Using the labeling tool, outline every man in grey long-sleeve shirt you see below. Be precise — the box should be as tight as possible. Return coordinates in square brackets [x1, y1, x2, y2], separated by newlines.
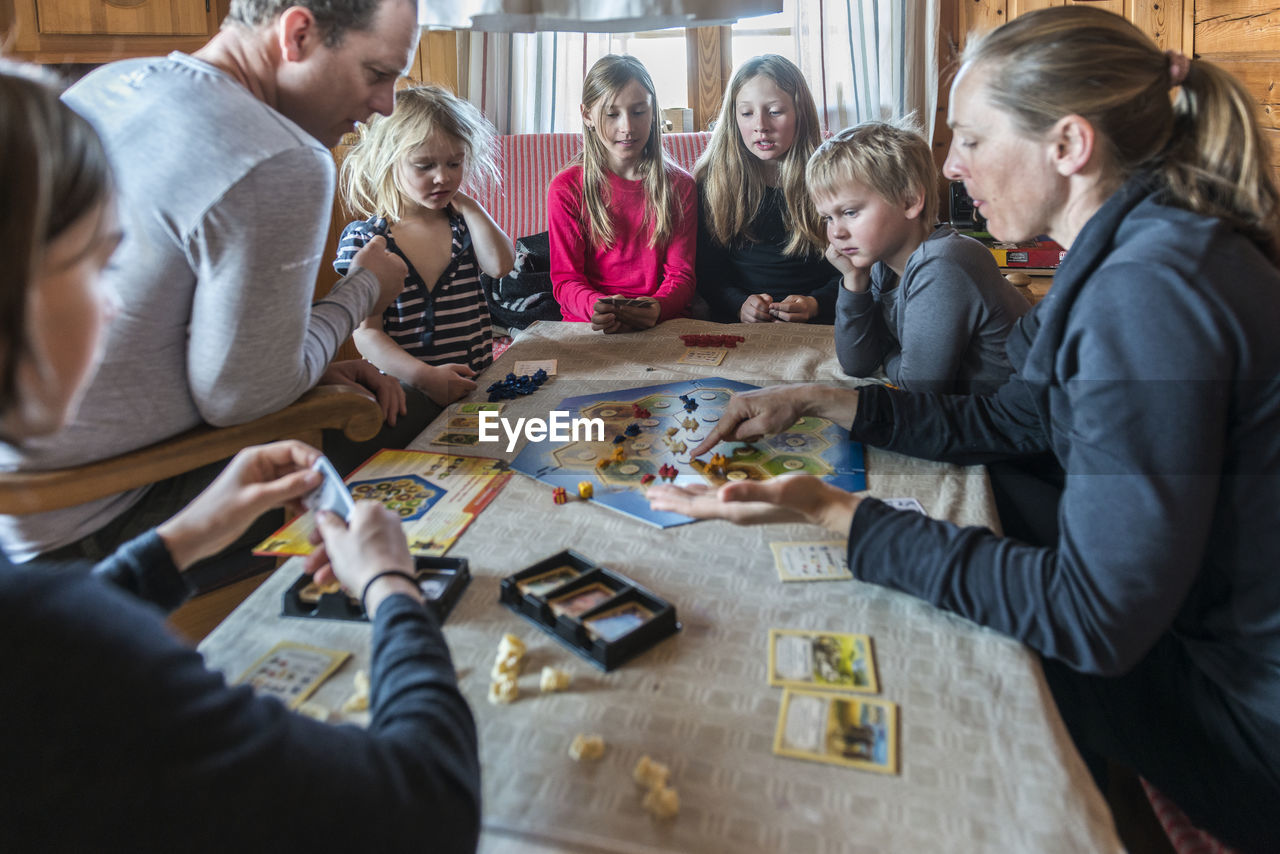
[0, 0, 421, 561]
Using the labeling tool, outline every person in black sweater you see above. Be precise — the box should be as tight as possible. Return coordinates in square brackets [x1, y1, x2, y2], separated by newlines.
[694, 55, 839, 324]
[651, 9, 1280, 851]
[0, 61, 480, 853]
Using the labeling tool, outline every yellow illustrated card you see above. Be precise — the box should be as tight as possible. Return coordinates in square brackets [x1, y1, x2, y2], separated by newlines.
[773, 688, 899, 775]
[768, 628, 879, 693]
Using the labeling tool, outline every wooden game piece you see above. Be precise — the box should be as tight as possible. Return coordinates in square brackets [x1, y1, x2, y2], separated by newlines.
[493, 633, 526, 679]
[487, 675, 519, 705]
[642, 785, 680, 819]
[296, 701, 330, 722]
[341, 669, 370, 713]
[578, 481, 594, 499]
[633, 755, 670, 790]
[491, 654, 521, 679]
[498, 633, 526, 660]
[569, 733, 605, 761]
[540, 666, 572, 692]
[640, 473, 656, 485]
[552, 486, 568, 504]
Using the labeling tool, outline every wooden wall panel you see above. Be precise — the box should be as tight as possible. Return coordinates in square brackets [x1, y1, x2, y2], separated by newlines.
[1195, 1, 1280, 181]
[960, 0, 1009, 40]
[1128, 0, 1185, 51]
[417, 30, 459, 90]
[934, 0, 960, 199]
[34, 0, 208, 36]
[686, 25, 730, 132]
[1195, 0, 1280, 54]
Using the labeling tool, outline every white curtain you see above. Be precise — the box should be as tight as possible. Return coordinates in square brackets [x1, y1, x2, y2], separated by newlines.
[458, 31, 612, 134]
[451, 0, 939, 138]
[795, 0, 937, 138]
[423, 0, 780, 32]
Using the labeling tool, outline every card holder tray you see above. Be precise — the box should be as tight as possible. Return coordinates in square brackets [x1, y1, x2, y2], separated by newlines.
[499, 549, 679, 671]
[282, 555, 470, 624]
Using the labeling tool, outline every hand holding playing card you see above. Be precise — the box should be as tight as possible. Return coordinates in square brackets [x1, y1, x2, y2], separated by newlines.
[590, 297, 624, 333]
[156, 440, 323, 571]
[306, 502, 421, 617]
[611, 296, 660, 331]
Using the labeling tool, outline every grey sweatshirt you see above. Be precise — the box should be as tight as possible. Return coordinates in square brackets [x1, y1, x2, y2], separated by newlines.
[835, 225, 1028, 394]
[0, 53, 379, 560]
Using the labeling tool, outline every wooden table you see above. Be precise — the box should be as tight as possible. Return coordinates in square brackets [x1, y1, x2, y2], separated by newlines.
[200, 319, 1120, 854]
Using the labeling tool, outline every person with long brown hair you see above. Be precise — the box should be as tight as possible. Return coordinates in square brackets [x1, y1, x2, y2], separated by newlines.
[649, 8, 1280, 848]
[0, 64, 480, 852]
[548, 54, 697, 333]
[694, 55, 837, 324]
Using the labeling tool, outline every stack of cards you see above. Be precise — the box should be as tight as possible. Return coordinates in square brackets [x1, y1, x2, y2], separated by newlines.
[596, 297, 653, 309]
[282, 556, 471, 624]
[767, 628, 899, 775]
[500, 550, 680, 671]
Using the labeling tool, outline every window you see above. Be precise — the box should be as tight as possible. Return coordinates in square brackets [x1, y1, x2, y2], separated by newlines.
[606, 29, 691, 113]
[730, 2, 795, 68]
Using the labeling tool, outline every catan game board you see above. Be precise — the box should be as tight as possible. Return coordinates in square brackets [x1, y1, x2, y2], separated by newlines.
[511, 377, 866, 527]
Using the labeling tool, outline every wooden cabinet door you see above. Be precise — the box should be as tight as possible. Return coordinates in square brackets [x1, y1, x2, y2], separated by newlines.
[34, 0, 210, 36]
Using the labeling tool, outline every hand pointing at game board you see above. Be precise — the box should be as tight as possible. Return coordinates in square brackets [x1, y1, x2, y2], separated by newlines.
[688, 384, 861, 457]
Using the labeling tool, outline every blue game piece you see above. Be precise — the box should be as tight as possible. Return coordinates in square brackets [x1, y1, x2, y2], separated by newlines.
[624, 423, 641, 436]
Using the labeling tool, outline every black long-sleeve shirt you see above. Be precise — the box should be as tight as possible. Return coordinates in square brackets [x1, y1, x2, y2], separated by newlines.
[696, 185, 839, 323]
[845, 175, 1280, 708]
[1, 530, 480, 853]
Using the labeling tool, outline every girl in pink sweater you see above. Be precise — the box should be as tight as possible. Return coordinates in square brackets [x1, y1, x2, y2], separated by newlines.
[548, 54, 697, 333]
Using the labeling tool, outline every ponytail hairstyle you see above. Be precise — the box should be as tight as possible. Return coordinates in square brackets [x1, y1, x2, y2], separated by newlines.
[695, 54, 824, 256]
[574, 54, 680, 249]
[962, 5, 1280, 261]
[340, 84, 499, 223]
[0, 62, 112, 421]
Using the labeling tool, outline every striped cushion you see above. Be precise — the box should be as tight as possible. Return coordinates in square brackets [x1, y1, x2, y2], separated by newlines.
[479, 132, 711, 242]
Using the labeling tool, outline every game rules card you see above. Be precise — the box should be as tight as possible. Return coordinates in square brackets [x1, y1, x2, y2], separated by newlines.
[768, 628, 879, 694]
[677, 347, 727, 366]
[769, 541, 853, 582]
[513, 359, 557, 376]
[773, 688, 899, 775]
[235, 641, 350, 710]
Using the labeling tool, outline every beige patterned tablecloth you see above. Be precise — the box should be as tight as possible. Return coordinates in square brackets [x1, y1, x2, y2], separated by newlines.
[200, 320, 1121, 854]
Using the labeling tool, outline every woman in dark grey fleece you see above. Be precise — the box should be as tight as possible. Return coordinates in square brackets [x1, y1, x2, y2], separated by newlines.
[650, 8, 1280, 851]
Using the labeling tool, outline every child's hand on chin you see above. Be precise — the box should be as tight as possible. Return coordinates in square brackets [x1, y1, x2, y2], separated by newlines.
[418, 363, 478, 405]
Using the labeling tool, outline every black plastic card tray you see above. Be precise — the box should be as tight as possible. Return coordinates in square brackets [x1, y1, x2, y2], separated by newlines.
[499, 549, 679, 671]
[283, 556, 470, 624]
